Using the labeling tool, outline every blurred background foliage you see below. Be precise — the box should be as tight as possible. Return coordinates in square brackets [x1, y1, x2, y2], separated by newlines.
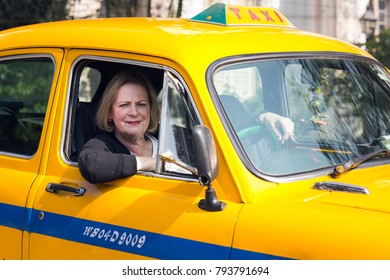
[0, 0, 388, 68]
[0, 0, 183, 30]
[365, 28, 390, 68]
[0, 0, 184, 116]
[0, 0, 69, 30]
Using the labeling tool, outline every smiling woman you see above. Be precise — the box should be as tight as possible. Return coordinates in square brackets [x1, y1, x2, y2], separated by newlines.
[110, 83, 153, 156]
[78, 70, 160, 184]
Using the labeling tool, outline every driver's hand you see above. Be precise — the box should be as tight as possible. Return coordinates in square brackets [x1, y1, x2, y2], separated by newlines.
[259, 112, 294, 144]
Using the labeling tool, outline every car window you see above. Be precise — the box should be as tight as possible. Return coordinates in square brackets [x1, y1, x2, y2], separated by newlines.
[0, 57, 54, 156]
[157, 72, 200, 176]
[213, 63, 267, 166]
[67, 58, 166, 162]
[67, 58, 200, 180]
[78, 66, 101, 102]
[213, 64, 264, 118]
[213, 56, 390, 177]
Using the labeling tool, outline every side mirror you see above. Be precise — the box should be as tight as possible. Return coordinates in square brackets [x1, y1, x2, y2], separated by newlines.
[192, 125, 226, 211]
[192, 125, 218, 185]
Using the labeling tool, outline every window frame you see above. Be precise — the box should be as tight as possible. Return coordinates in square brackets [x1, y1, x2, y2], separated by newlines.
[207, 52, 389, 183]
[155, 71, 201, 177]
[63, 54, 202, 181]
[0, 54, 56, 158]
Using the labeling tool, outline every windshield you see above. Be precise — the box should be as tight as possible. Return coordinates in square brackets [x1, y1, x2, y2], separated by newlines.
[212, 55, 390, 177]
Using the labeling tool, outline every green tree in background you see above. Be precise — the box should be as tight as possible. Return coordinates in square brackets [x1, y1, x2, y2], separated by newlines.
[0, 0, 184, 117]
[0, 0, 69, 30]
[0, 0, 184, 31]
[365, 28, 390, 68]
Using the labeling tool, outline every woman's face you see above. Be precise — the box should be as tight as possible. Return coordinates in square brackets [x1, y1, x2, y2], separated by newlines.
[110, 83, 151, 140]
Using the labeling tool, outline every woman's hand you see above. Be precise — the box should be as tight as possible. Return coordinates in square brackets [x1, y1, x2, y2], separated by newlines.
[136, 156, 156, 171]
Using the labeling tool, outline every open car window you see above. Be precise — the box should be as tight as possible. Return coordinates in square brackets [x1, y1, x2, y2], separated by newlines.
[66, 58, 200, 179]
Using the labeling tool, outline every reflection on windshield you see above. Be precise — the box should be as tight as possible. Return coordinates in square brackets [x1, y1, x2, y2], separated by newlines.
[213, 56, 390, 176]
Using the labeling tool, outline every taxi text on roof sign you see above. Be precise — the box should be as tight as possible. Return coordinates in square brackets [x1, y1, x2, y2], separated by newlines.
[190, 3, 296, 28]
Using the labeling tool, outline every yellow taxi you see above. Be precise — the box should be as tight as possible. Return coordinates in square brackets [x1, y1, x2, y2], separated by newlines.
[1, 3, 390, 260]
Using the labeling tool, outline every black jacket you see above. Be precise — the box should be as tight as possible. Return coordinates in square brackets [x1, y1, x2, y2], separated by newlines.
[78, 133, 137, 184]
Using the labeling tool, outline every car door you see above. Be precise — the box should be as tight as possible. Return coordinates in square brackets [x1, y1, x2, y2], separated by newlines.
[27, 50, 242, 259]
[0, 49, 63, 259]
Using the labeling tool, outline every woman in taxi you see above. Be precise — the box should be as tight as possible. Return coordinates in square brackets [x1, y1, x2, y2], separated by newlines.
[78, 70, 160, 184]
[78, 70, 294, 184]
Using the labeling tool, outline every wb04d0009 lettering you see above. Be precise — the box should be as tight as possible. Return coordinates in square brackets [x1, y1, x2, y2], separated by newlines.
[83, 226, 146, 249]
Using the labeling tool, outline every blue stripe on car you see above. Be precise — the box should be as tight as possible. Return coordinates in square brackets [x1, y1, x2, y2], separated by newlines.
[0, 202, 25, 230]
[1, 202, 288, 260]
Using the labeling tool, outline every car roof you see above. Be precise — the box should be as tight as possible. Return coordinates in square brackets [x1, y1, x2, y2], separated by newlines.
[0, 16, 372, 69]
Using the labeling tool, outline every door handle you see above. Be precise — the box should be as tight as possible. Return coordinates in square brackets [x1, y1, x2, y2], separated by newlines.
[46, 183, 86, 196]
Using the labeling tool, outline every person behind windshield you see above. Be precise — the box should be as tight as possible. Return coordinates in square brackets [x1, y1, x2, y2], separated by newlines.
[78, 70, 159, 184]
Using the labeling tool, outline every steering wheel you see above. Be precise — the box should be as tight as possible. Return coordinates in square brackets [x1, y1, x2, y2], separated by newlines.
[237, 124, 281, 153]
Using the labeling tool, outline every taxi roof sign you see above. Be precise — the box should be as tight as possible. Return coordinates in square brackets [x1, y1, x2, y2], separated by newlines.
[190, 3, 296, 28]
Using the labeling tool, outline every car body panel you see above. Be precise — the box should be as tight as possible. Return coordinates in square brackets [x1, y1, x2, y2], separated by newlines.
[0, 48, 63, 259]
[19, 48, 242, 260]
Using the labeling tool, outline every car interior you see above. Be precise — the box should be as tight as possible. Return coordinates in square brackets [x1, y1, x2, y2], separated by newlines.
[68, 59, 165, 162]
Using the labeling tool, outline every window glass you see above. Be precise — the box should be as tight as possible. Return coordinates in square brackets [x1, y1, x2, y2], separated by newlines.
[158, 72, 199, 176]
[78, 67, 101, 102]
[68, 64, 103, 161]
[213, 65, 263, 118]
[213, 57, 390, 177]
[0, 57, 54, 156]
[379, 0, 386, 10]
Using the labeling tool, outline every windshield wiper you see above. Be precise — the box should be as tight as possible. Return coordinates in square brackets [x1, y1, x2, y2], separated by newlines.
[330, 149, 390, 178]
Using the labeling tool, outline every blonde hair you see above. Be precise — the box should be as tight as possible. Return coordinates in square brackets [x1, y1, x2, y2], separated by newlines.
[96, 70, 159, 133]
